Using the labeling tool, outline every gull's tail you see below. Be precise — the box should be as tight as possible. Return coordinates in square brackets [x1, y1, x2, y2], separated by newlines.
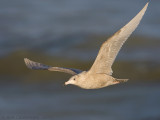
[116, 79, 129, 83]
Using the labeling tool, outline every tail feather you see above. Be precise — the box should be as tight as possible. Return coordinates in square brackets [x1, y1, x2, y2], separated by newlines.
[116, 79, 129, 83]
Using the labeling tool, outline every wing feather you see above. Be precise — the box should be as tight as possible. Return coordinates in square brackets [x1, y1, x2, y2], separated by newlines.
[90, 2, 149, 75]
[24, 58, 82, 75]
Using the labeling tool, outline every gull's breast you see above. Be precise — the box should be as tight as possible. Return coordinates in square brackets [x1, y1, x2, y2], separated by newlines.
[78, 74, 109, 89]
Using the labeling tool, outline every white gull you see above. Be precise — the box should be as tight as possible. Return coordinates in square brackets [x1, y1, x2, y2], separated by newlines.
[24, 2, 149, 89]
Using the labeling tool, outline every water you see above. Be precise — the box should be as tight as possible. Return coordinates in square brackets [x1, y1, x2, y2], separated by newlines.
[0, 1, 160, 120]
[0, 0, 160, 61]
[0, 82, 160, 120]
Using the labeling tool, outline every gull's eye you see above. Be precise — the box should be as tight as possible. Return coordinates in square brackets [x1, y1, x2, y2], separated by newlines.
[73, 78, 76, 80]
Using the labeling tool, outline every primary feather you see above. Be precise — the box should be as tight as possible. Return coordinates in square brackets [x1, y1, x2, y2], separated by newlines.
[24, 58, 82, 75]
[89, 2, 148, 75]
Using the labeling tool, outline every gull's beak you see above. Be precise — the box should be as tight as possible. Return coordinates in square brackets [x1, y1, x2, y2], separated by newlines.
[64, 81, 69, 86]
[64, 79, 75, 86]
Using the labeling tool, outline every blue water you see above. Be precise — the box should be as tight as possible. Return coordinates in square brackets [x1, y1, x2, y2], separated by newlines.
[0, 0, 160, 61]
[0, 82, 160, 120]
[0, 1, 160, 119]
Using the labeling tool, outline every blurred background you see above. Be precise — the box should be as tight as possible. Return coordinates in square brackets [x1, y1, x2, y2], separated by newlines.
[0, 0, 160, 120]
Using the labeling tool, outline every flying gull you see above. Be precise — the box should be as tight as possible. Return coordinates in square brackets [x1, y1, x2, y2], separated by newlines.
[24, 2, 149, 89]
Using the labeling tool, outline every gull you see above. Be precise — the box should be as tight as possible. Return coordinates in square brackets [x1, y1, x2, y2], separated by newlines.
[24, 2, 149, 89]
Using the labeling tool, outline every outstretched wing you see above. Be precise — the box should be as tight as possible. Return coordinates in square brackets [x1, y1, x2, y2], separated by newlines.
[90, 2, 149, 75]
[24, 58, 82, 75]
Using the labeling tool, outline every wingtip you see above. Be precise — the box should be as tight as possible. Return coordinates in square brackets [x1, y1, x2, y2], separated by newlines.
[24, 58, 29, 65]
[140, 2, 149, 14]
[144, 1, 149, 10]
[125, 1, 149, 29]
[24, 58, 32, 69]
[24, 58, 28, 62]
[147, 0, 150, 4]
[146, 1, 149, 6]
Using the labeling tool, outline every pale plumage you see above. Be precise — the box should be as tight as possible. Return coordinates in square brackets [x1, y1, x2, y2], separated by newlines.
[90, 2, 148, 75]
[24, 2, 149, 89]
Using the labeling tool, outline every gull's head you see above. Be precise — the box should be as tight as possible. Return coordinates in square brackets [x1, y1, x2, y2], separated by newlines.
[65, 75, 78, 86]
[64, 71, 86, 86]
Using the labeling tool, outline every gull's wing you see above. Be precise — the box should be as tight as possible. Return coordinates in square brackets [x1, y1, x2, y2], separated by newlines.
[89, 2, 149, 75]
[24, 58, 82, 75]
